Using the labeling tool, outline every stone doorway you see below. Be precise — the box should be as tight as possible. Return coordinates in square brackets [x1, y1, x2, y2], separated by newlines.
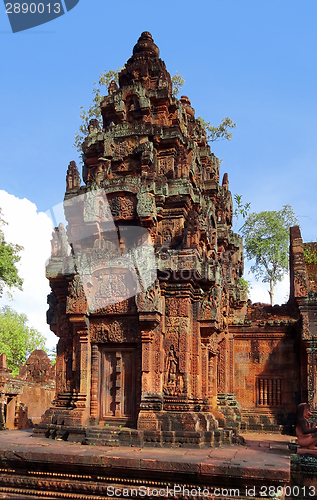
[100, 347, 137, 426]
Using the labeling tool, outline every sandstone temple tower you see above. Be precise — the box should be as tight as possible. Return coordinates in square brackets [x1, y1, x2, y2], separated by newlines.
[41, 32, 247, 446]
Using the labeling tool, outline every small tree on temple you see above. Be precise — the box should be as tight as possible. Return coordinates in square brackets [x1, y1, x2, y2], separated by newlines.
[74, 69, 236, 155]
[241, 205, 298, 305]
[74, 69, 185, 153]
[198, 116, 236, 143]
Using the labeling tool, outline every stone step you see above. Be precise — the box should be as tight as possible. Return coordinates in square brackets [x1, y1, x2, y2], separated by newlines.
[84, 437, 120, 446]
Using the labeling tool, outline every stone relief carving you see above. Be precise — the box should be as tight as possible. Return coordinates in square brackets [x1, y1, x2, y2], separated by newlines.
[135, 279, 162, 313]
[90, 318, 140, 343]
[163, 344, 183, 396]
[66, 275, 88, 314]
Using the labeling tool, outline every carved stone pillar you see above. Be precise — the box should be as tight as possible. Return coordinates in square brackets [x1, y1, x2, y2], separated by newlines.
[229, 337, 234, 394]
[55, 338, 65, 397]
[114, 351, 122, 417]
[307, 345, 316, 408]
[14, 395, 21, 429]
[68, 315, 90, 424]
[0, 394, 6, 430]
[78, 329, 90, 397]
[141, 331, 152, 394]
[201, 343, 208, 401]
[90, 344, 100, 424]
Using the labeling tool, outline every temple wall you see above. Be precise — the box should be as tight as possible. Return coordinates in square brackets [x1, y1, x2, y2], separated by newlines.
[20, 383, 55, 425]
[232, 327, 301, 414]
[0, 350, 56, 430]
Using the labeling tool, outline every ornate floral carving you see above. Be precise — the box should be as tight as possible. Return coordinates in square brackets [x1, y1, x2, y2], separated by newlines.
[90, 318, 140, 343]
[136, 279, 162, 313]
[166, 297, 190, 317]
[109, 195, 135, 219]
[136, 188, 157, 219]
[66, 275, 88, 314]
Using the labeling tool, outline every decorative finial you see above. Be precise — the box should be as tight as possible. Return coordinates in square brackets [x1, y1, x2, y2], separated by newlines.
[133, 31, 160, 58]
[222, 173, 229, 190]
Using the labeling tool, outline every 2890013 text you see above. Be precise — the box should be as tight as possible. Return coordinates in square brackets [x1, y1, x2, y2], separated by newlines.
[5, 3, 61, 14]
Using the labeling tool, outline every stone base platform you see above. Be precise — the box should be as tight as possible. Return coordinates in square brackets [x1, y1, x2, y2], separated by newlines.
[0, 430, 291, 500]
[34, 423, 238, 448]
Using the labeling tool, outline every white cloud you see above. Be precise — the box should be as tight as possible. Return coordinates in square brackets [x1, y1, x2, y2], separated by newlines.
[0, 190, 57, 350]
[245, 262, 290, 306]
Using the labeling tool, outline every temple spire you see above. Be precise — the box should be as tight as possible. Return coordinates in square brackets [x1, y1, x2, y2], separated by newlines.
[118, 32, 172, 93]
[132, 31, 160, 58]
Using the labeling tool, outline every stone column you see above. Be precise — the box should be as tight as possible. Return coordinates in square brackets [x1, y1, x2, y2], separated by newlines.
[90, 344, 100, 424]
[201, 343, 208, 401]
[229, 337, 234, 394]
[55, 338, 65, 397]
[69, 315, 90, 424]
[137, 327, 162, 430]
[78, 329, 90, 397]
[307, 344, 316, 408]
[0, 394, 6, 430]
[114, 351, 122, 418]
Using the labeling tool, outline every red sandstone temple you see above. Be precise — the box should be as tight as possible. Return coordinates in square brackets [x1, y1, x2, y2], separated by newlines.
[38, 32, 317, 446]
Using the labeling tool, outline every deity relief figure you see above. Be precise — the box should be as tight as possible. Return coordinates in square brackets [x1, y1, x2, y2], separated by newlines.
[183, 208, 201, 250]
[163, 345, 183, 396]
[199, 291, 215, 321]
[166, 345, 178, 385]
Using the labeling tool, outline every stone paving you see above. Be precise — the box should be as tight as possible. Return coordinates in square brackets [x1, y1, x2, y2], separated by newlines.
[0, 429, 291, 486]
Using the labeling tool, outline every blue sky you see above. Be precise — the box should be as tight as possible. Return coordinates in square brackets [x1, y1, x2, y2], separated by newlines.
[1, 0, 317, 345]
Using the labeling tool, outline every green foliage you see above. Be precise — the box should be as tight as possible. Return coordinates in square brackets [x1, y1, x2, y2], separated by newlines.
[239, 278, 252, 298]
[233, 194, 251, 231]
[303, 243, 317, 264]
[171, 72, 185, 96]
[48, 346, 57, 366]
[198, 116, 236, 143]
[0, 306, 47, 375]
[74, 69, 185, 154]
[239, 278, 249, 290]
[74, 68, 121, 154]
[241, 205, 298, 305]
[0, 209, 23, 298]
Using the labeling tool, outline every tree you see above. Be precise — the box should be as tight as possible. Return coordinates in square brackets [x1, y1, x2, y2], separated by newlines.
[0, 208, 23, 298]
[74, 68, 121, 153]
[233, 194, 251, 231]
[241, 205, 298, 305]
[171, 71, 185, 96]
[198, 116, 236, 143]
[0, 306, 47, 375]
